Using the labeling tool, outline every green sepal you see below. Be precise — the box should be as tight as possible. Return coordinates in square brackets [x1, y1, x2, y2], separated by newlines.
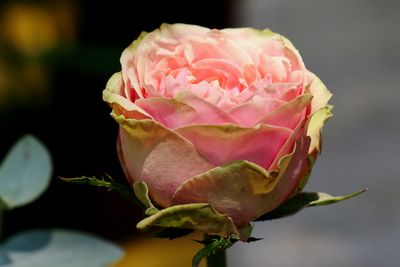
[136, 203, 239, 238]
[133, 181, 159, 216]
[59, 175, 140, 205]
[308, 189, 367, 206]
[192, 235, 239, 267]
[256, 188, 367, 221]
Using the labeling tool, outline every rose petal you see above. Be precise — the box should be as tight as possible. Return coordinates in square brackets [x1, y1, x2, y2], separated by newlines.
[103, 72, 151, 120]
[269, 117, 308, 171]
[115, 116, 213, 207]
[173, 137, 311, 226]
[307, 105, 333, 157]
[257, 94, 313, 129]
[175, 124, 292, 168]
[306, 74, 333, 113]
[228, 96, 286, 127]
[135, 92, 237, 129]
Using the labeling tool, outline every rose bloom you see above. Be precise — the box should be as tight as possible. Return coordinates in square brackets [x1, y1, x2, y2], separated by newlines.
[103, 23, 332, 228]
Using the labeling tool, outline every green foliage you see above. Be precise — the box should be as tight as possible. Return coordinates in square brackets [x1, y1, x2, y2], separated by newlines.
[0, 135, 52, 210]
[257, 189, 367, 221]
[0, 229, 123, 267]
[192, 235, 239, 267]
[60, 175, 140, 205]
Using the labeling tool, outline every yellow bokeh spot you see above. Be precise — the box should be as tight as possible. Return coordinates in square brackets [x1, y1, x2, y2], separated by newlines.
[114, 234, 206, 267]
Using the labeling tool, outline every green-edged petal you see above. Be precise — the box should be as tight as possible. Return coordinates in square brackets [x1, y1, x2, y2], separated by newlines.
[306, 75, 333, 113]
[114, 115, 213, 208]
[175, 123, 292, 169]
[136, 203, 239, 238]
[307, 105, 333, 156]
[173, 137, 311, 227]
[257, 94, 313, 130]
[103, 72, 152, 120]
[133, 181, 159, 216]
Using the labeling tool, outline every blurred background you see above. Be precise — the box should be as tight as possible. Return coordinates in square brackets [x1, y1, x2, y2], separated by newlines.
[0, 0, 399, 266]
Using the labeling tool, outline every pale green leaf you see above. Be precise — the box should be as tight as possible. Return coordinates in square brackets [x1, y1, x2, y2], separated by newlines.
[0, 229, 123, 267]
[308, 189, 367, 206]
[0, 135, 52, 209]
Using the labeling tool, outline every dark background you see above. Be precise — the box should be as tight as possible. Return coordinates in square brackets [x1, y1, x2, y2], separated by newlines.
[0, 0, 235, 240]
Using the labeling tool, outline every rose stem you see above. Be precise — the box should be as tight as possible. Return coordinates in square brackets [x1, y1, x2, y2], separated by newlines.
[207, 249, 227, 267]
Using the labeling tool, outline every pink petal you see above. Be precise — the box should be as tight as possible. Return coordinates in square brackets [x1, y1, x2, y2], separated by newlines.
[269, 117, 308, 171]
[135, 93, 237, 129]
[175, 124, 292, 168]
[173, 137, 311, 227]
[228, 96, 286, 127]
[116, 118, 213, 207]
[257, 94, 312, 129]
[103, 72, 151, 120]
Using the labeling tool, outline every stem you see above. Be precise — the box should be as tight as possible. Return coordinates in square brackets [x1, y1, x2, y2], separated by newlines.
[207, 249, 227, 267]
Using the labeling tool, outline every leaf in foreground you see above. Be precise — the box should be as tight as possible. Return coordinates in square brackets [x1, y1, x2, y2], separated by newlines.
[0, 135, 52, 209]
[0, 229, 123, 267]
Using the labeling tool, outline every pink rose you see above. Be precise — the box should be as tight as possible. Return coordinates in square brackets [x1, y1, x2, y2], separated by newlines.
[103, 23, 332, 229]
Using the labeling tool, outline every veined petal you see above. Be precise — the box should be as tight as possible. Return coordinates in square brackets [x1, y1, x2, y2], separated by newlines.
[175, 124, 292, 168]
[257, 94, 312, 129]
[173, 137, 311, 227]
[115, 115, 213, 207]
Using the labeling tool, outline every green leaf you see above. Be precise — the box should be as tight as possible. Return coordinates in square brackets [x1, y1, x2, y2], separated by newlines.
[308, 189, 367, 206]
[60, 175, 140, 205]
[133, 181, 159, 215]
[257, 188, 367, 221]
[192, 236, 238, 267]
[0, 229, 123, 267]
[0, 135, 52, 209]
[136, 203, 239, 238]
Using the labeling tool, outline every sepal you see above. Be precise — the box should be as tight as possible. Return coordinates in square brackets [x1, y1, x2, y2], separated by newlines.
[256, 188, 367, 221]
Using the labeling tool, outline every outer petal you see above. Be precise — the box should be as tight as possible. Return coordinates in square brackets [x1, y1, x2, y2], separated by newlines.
[135, 92, 237, 129]
[175, 124, 292, 168]
[306, 74, 333, 113]
[103, 72, 151, 120]
[269, 117, 308, 171]
[173, 137, 311, 227]
[257, 94, 312, 129]
[115, 115, 213, 207]
[307, 105, 333, 157]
